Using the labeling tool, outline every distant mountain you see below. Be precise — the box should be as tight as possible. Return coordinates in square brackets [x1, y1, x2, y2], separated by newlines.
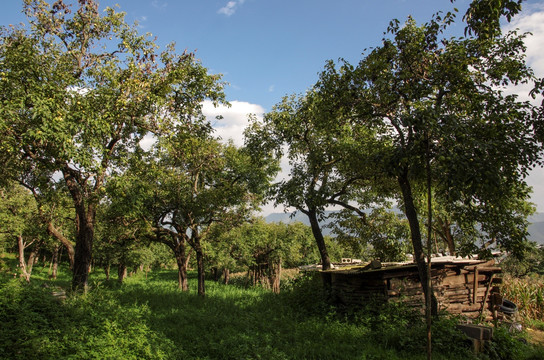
[264, 211, 335, 235]
[528, 213, 544, 245]
[265, 211, 544, 245]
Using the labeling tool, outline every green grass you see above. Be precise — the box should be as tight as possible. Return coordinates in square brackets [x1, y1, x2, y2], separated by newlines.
[1, 257, 543, 359]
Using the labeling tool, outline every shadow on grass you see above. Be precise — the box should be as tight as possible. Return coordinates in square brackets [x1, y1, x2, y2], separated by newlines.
[1, 265, 492, 360]
[110, 271, 410, 360]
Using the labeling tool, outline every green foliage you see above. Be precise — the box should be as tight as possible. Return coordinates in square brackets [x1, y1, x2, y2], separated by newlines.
[1, 266, 543, 360]
[485, 326, 544, 360]
[206, 219, 320, 274]
[0, 277, 177, 359]
[501, 244, 544, 277]
[348, 301, 472, 358]
[0, 183, 43, 251]
[0, 0, 226, 288]
[461, 0, 523, 39]
[332, 208, 411, 262]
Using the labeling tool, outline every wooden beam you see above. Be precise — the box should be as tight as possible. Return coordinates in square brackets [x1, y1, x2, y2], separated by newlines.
[473, 268, 479, 304]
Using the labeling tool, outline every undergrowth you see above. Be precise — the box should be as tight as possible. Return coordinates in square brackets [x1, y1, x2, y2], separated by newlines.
[1, 262, 543, 359]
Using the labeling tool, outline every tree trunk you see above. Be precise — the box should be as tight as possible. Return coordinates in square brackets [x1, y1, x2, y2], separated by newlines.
[104, 263, 111, 281]
[118, 262, 127, 284]
[437, 216, 456, 256]
[211, 267, 220, 281]
[306, 208, 332, 271]
[172, 239, 189, 291]
[398, 172, 437, 316]
[47, 221, 75, 269]
[176, 255, 189, 291]
[71, 210, 95, 291]
[64, 169, 97, 291]
[222, 268, 230, 285]
[26, 240, 42, 279]
[49, 245, 59, 279]
[17, 235, 30, 282]
[269, 260, 281, 294]
[195, 245, 205, 296]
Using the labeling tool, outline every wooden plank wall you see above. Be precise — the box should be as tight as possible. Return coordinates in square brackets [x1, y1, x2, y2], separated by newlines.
[328, 261, 502, 319]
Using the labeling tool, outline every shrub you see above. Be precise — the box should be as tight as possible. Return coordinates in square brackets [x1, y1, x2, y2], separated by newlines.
[0, 277, 180, 359]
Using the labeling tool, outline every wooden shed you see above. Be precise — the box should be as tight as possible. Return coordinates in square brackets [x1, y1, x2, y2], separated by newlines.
[322, 258, 503, 319]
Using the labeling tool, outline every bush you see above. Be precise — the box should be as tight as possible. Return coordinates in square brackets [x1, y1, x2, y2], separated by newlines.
[280, 271, 333, 317]
[0, 278, 180, 359]
[485, 326, 544, 360]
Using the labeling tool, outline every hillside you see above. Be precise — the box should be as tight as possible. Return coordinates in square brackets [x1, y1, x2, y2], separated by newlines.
[528, 213, 544, 245]
[266, 211, 544, 245]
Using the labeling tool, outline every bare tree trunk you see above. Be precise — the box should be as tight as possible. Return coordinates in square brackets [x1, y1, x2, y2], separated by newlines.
[425, 135, 433, 360]
[64, 170, 97, 291]
[17, 235, 29, 282]
[437, 216, 456, 255]
[174, 241, 189, 291]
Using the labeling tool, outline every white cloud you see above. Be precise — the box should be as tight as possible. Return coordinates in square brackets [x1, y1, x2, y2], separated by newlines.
[151, 0, 167, 10]
[203, 100, 265, 146]
[217, 0, 245, 17]
[503, 4, 544, 212]
[505, 3, 544, 76]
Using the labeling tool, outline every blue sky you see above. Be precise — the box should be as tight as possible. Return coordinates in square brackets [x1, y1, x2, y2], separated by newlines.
[2, 0, 544, 214]
[1, 0, 475, 111]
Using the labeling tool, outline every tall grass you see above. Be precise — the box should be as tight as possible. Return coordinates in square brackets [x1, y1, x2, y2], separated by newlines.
[501, 275, 544, 322]
[1, 259, 543, 359]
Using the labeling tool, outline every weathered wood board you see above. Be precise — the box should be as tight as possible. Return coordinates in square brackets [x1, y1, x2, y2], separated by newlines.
[322, 258, 502, 319]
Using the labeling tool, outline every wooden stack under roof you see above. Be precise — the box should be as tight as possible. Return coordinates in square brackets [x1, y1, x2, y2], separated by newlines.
[322, 258, 503, 319]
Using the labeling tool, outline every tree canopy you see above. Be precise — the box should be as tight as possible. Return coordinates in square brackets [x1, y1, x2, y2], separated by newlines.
[0, 0, 226, 289]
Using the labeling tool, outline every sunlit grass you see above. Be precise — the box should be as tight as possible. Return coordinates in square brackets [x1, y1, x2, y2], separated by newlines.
[1, 258, 543, 359]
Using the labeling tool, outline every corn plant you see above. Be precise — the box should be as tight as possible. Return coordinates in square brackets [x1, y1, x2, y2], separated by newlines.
[501, 275, 544, 321]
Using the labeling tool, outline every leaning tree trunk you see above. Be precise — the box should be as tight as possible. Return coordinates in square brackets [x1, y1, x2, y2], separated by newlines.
[305, 208, 332, 271]
[398, 171, 438, 316]
[46, 221, 75, 269]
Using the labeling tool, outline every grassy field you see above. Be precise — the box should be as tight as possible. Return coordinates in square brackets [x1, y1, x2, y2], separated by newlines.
[1, 259, 543, 359]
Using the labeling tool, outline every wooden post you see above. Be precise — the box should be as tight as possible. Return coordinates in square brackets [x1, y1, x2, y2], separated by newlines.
[473, 268, 479, 304]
